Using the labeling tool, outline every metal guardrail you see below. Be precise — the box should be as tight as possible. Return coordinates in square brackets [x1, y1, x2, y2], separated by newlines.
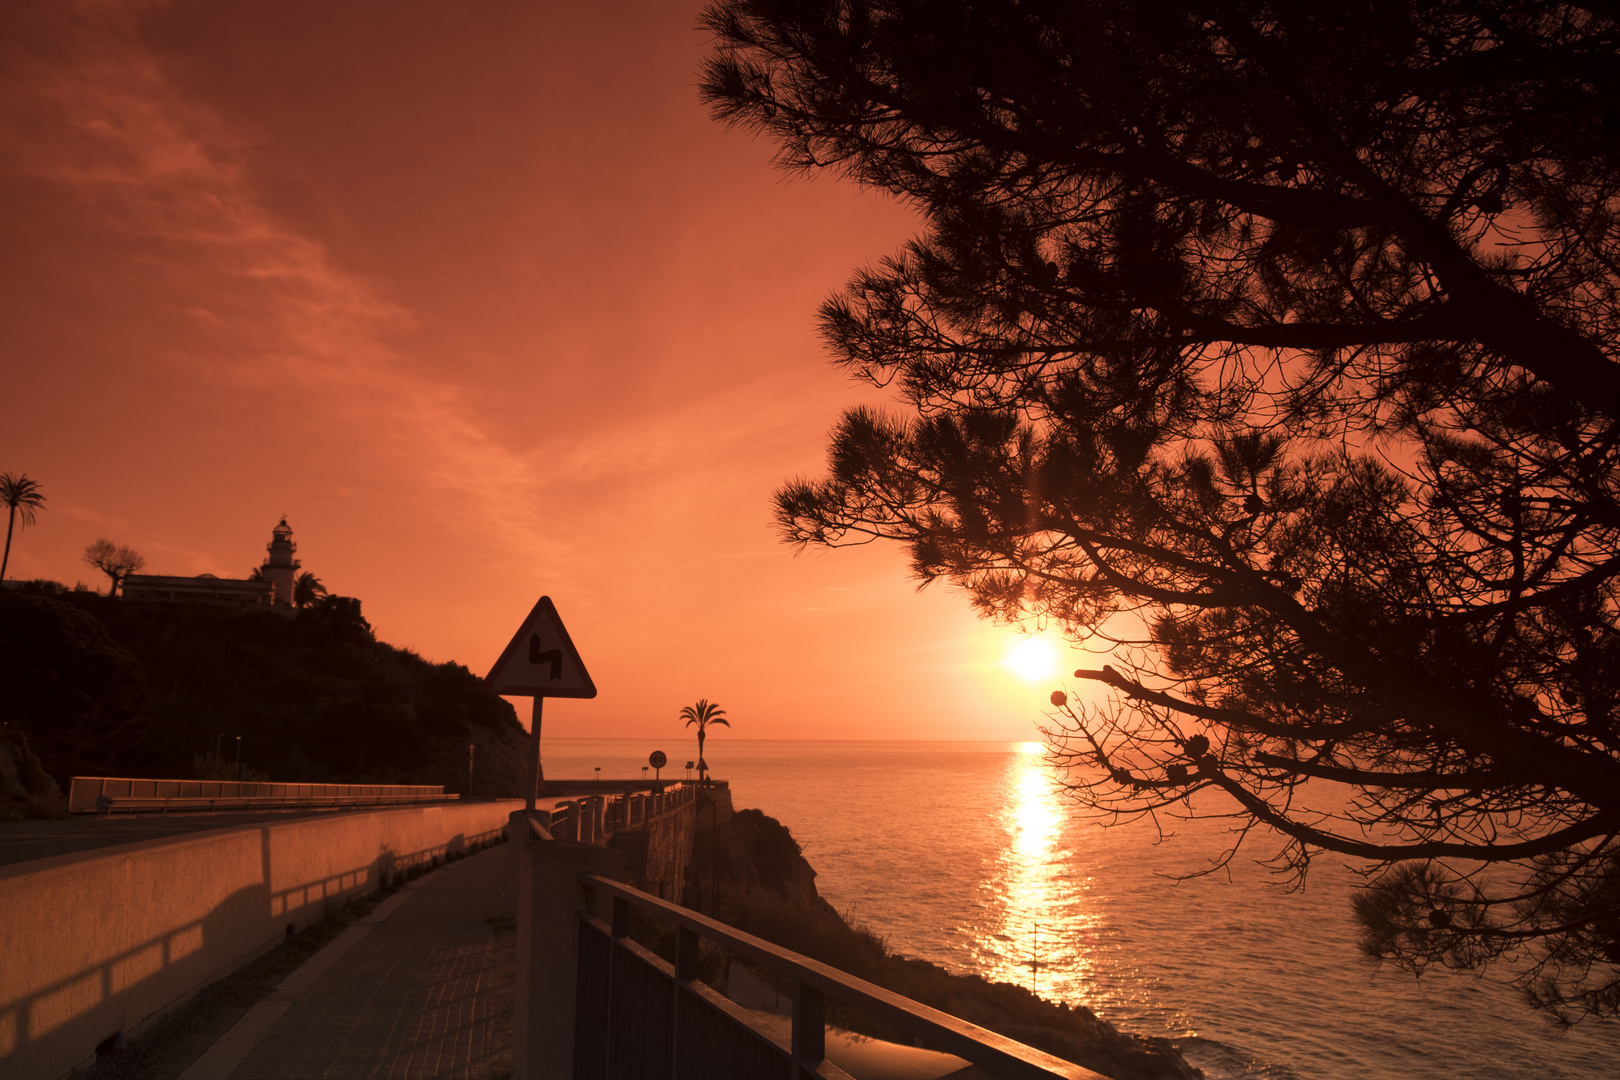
[573, 872, 1104, 1080]
[70, 776, 698, 819]
[68, 776, 457, 814]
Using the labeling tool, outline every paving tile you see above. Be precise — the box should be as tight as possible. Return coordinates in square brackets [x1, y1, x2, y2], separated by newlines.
[201, 843, 514, 1080]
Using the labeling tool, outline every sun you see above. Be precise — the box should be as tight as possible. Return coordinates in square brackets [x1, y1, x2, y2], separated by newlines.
[1003, 635, 1061, 684]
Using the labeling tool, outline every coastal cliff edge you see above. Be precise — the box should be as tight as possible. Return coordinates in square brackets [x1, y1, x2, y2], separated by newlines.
[681, 805, 1200, 1080]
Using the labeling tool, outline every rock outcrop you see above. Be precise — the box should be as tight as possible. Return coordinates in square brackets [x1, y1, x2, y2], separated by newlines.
[694, 806, 1200, 1080]
[0, 727, 64, 821]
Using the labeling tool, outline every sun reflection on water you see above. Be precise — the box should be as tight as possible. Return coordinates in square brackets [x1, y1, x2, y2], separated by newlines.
[965, 744, 1109, 1013]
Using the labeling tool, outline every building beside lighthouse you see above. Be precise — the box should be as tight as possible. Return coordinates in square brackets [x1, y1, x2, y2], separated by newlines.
[122, 518, 305, 608]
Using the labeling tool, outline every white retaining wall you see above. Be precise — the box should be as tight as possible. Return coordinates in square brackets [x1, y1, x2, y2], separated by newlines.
[0, 800, 521, 1080]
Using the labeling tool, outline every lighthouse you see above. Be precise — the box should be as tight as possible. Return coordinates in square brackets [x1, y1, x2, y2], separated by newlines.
[262, 518, 301, 607]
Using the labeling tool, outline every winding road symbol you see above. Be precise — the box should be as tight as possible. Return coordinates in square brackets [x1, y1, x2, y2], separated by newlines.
[528, 634, 563, 680]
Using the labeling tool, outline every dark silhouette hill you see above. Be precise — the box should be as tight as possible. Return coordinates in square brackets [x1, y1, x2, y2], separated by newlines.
[0, 584, 528, 811]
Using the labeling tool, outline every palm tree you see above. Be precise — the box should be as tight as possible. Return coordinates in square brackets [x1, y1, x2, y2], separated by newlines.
[0, 472, 46, 581]
[680, 699, 730, 781]
[293, 571, 328, 608]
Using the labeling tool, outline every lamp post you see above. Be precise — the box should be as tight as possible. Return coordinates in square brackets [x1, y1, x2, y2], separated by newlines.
[234, 735, 242, 779]
[468, 743, 476, 798]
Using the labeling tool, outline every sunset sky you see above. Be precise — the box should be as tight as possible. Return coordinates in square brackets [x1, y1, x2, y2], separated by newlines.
[0, 0, 1073, 742]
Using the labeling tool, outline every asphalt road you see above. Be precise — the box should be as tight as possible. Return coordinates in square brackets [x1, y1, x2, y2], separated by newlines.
[0, 808, 391, 869]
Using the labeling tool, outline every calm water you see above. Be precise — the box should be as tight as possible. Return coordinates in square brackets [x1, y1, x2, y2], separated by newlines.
[543, 738, 1620, 1079]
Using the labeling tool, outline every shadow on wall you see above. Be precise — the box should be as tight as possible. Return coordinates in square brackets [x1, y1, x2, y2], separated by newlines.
[0, 805, 512, 1080]
[4, 876, 275, 1078]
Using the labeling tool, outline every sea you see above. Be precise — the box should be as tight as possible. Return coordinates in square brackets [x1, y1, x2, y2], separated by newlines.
[541, 738, 1620, 1080]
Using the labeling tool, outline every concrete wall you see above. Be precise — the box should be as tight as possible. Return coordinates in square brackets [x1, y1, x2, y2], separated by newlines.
[0, 800, 521, 1080]
[509, 826, 623, 1080]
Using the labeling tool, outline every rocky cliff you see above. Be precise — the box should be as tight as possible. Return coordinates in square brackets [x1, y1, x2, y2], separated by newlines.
[693, 806, 1200, 1080]
[0, 727, 64, 821]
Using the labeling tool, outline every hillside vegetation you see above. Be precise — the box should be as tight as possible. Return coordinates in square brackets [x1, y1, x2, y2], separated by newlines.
[0, 585, 528, 817]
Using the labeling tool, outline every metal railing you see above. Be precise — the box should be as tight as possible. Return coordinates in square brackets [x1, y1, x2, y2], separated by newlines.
[68, 776, 457, 814]
[572, 872, 1103, 1080]
[70, 775, 698, 820]
[538, 782, 697, 842]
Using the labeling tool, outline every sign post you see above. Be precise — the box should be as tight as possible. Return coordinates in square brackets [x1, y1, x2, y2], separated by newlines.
[483, 596, 597, 811]
[487, 596, 601, 1080]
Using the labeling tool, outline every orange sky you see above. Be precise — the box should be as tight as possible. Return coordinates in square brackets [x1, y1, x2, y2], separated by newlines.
[0, 0, 1073, 741]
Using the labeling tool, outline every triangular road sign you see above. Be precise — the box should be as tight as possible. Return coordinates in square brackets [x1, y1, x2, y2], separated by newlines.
[483, 596, 597, 698]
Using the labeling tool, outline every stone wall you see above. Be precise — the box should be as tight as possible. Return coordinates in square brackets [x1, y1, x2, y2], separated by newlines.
[601, 783, 728, 902]
[638, 797, 697, 901]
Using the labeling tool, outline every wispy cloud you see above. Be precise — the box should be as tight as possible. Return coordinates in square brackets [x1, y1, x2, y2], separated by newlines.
[530, 373, 844, 488]
[0, 0, 553, 562]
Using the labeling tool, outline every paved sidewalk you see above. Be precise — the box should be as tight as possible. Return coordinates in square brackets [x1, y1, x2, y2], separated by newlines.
[181, 843, 515, 1080]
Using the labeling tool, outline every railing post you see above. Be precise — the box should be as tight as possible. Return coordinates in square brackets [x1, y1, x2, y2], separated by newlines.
[508, 808, 532, 878]
[512, 819, 623, 1080]
[603, 895, 631, 1080]
[792, 981, 826, 1079]
[671, 926, 700, 1080]
[612, 895, 630, 939]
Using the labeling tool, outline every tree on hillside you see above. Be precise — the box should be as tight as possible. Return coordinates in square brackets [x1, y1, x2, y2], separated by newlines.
[297, 593, 373, 646]
[680, 699, 730, 780]
[82, 539, 144, 596]
[293, 571, 328, 608]
[703, 0, 1620, 1021]
[0, 472, 45, 581]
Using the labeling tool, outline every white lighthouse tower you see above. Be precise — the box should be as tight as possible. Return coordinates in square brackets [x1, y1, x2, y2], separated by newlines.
[262, 518, 300, 607]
